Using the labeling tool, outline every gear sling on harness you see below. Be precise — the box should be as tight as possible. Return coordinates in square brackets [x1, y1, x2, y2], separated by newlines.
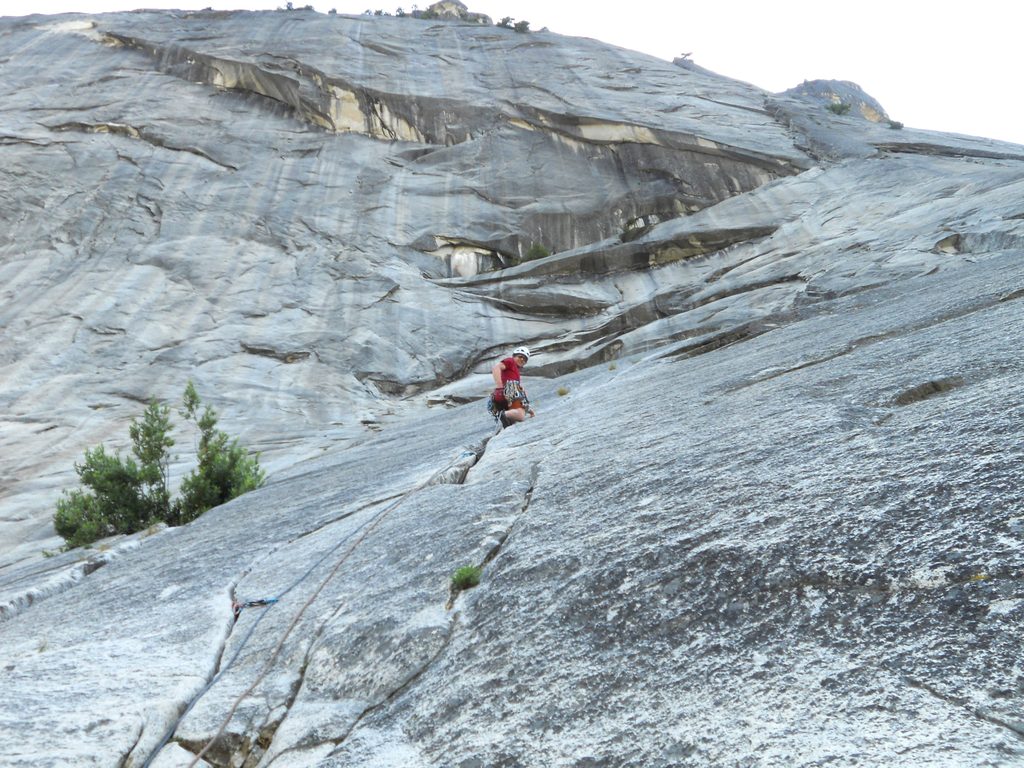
[487, 380, 530, 419]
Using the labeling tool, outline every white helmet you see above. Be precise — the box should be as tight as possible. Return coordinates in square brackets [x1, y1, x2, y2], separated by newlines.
[512, 346, 531, 361]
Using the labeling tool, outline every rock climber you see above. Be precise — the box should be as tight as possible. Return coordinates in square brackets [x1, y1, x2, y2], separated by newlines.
[489, 346, 535, 428]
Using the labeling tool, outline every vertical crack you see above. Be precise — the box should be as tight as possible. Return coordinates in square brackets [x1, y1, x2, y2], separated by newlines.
[117, 723, 144, 768]
[481, 461, 539, 569]
[160, 443, 491, 767]
[447, 462, 539, 609]
[137, 579, 239, 768]
[306, 618, 460, 764]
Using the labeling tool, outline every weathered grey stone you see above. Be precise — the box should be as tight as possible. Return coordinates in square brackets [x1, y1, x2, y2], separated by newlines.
[0, 6, 1023, 768]
[0, 7, 825, 563]
[781, 78, 891, 122]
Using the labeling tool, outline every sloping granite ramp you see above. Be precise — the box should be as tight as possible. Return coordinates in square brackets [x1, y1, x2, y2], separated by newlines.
[153, 441, 488, 767]
[0, 407, 501, 767]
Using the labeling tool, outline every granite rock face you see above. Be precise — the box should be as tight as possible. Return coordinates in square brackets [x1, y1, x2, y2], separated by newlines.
[780, 78, 891, 122]
[1, 7, 1023, 768]
[0, 7, 807, 563]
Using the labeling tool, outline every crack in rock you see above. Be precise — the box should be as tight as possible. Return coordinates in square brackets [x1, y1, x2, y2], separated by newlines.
[318, 618, 458, 762]
[727, 287, 1024, 395]
[151, 443, 489, 766]
[903, 675, 1024, 740]
[239, 343, 311, 364]
[875, 141, 1024, 163]
[48, 120, 238, 170]
[244, 444, 504, 765]
[447, 462, 538, 610]
[117, 721, 145, 768]
[891, 376, 966, 406]
[662, 321, 768, 361]
[137, 584, 240, 768]
[1, 533, 156, 623]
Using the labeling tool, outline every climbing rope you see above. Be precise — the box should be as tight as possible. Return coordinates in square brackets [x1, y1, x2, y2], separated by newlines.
[165, 448, 481, 768]
[140, 505, 385, 768]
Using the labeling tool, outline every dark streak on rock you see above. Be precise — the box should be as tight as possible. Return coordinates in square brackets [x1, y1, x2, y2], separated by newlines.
[892, 376, 966, 406]
[663, 322, 768, 361]
[240, 343, 310, 364]
[875, 142, 1024, 163]
[903, 675, 1024, 740]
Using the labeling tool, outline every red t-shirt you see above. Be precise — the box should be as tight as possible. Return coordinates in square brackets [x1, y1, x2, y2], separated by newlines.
[499, 356, 521, 384]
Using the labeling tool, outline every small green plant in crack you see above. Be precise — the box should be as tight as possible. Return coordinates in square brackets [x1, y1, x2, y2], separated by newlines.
[827, 102, 852, 115]
[451, 564, 483, 591]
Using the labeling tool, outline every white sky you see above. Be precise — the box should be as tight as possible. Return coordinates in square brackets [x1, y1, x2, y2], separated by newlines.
[4, 0, 1022, 146]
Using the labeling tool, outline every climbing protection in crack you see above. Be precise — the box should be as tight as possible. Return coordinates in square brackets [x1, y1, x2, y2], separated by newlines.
[136, 440, 489, 768]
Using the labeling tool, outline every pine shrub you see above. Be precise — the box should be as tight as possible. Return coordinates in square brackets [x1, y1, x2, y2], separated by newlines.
[53, 382, 264, 548]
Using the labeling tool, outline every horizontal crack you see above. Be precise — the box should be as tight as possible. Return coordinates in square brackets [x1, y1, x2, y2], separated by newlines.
[725, 288, 1024, 394]
[875, 141, 1024, 163]
[685, 273, 805, 311]
[239, 343, 310, 364]
[661, 321, 769, 361]
[47, 121, 238, 170]
[1, 535, 156, 624]
[0, 134, 53, 147]
[891, 376, 965, 406]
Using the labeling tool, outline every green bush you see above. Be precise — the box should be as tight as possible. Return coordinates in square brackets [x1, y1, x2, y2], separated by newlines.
[451, 564, 483, 590]
[172, 381, 266, 525]
[827, 102, 852, 115]
[513, 20, 530, 33]
[54, 398, 173, 548]
[53, 382, 265, 549]
[888, 120, 904, 130]
[524, 243, 550, 261]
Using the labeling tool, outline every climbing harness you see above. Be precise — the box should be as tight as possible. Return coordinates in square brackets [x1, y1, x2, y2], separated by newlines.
[488, 381, 531, 423]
